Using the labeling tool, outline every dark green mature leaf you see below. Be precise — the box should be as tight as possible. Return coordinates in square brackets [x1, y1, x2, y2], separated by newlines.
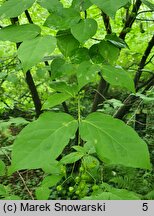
[37, 0, 63, 12]
[101, 65, 135, 92]
[0, 0, 35, 19]
[44, 8, 80, 30]
[105, 34, 128, 48]
[89, 43, 105, 64]
[56, 30, 80, 57]
[42, 92, 71, 109]
[17, 35, 56, 72]
[71, 0, 92, 11]
[141, 0, 154, 10]
[99, 40, 120, 64]
[77, 61, 100, 89]
[9, 112, 78, 173]
[80, 112, 151, 169]
[71, 18, 98, 43]
[50, 58, 75, 79]
[50, 57, 65, 79]
[90, 0, 130, 18]
[71, 48, 90, 64]
[0, 24, 41, 43]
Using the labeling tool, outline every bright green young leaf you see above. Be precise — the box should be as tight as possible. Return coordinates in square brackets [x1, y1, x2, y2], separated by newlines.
[35, 186, 51, 200]
[99, 40, 120, 65]
[44, 8, 80, 30]
[42, 92, 71, 109]
[101, 65, 135, 92]
[90, 0, 130, 18]
[17, 35, 56, 72]
[41, 175, 62, 187]
[77, 61, 100, 89]
[60, 152, 84, 164]
[71, 18, 98, 43]
[0, 160, 5, 176]
[0, 0, 35, 19]
[37, 0, 63, 12]
[70, 48, 90, 64]
[80, 112, 151, 169]
[50, 82, 78, 97]
[105, 33, 128, 48]
[0, 24, 41, 43]
[9, 112, 78, 173]
[72, 146, 87, 154]
[141, 0, 154, 10]
[71, 0, 92, 11]
[56, 30, 80, 57]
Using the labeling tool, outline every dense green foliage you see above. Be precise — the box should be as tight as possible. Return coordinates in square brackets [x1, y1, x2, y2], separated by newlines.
[0, 0, 154, 200]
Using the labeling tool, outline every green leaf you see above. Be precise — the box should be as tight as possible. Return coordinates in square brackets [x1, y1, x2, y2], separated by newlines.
[72, 146, 87, 154]
[9, 112, 78, 173]
[105, 33, 128, 48]
[82, 192, 120, 200]
[82, 188, 140, 200]
[4, 195, 21, 200]
[44, 8, 80, 30]
[60, 152, 84, 164]
[0, 0, 35, 19]
[80, 112, 151, 169]
[89, 43, 105, 64]
[99, 40, 120, 64]
[42, 92, 71, 109]
[41, 175, 62, 187]
[17, 35, 56, 72]
[71, 0, 92, 11]
[0, 24, 41, 43]
[90, 0, 130, 18]
[77, 61, 100, 89]
[101, 65, 135, 92]
[141, 0, 154, 10]
[56, 30, 80, 57]
[35, 186, 50, 200]
[50, 58, 75, 79]
[50, 82, 78, 97]
[71, 18, 98, 43]
[50, 57, 65, 79]
[0, 160, 5, 176]
[70, 48, 90, 64]
[37, 0, 63, 12]
[0, 184, 7, 197]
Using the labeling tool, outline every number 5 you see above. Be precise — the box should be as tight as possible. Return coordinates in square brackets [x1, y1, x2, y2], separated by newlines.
[142, 203, 148, 211]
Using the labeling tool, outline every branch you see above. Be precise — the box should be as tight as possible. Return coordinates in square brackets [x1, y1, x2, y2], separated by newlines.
[24, 10, 70, 114]
[11, 17, 42, 117]
[119, 0, 142, 40]
[137, 74, 154, 91]
[91, 11, 112, 112]
[91, 74, 109, 112]
[101, 11, 112, 34]
[114, 35, 154, 119]
[137, 10, 153, 15]
[136, 18, 154, 21]
[134, 34, 154, 87]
